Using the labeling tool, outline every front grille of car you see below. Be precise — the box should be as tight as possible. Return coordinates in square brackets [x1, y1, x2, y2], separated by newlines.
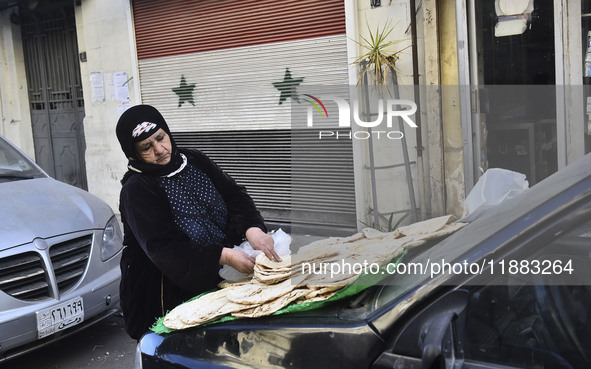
[49, 236, 92, 293]
[0, 252, 48, 300]
[0, 235, 92, 301]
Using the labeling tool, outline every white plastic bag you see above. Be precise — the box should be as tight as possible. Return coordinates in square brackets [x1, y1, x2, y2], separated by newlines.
[462, 168, 529, 221]
[219, 228, 292, 282]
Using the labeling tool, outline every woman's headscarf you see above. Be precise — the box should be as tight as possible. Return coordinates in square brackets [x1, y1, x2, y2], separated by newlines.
[116, 104, 185, 177]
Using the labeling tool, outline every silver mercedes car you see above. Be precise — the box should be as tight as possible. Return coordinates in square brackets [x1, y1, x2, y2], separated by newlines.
[0, 135, 123, 362]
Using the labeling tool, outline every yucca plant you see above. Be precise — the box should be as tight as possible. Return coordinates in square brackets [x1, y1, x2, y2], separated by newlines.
[353, 21, 409, 93]
[359, 210, 413, 233]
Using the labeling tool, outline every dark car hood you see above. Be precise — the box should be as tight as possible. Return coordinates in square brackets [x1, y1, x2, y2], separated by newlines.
[142, 304, 385, 369]
[0, 177, 113, 250]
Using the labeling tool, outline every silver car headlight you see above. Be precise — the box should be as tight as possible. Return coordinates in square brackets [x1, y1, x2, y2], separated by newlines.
[101, 216, 123, 261]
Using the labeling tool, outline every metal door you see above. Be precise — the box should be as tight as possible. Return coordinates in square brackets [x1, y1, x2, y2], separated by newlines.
[20, 2, 87, 189]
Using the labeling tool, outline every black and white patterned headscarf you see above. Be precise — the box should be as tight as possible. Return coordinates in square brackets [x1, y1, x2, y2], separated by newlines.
[116, 104, 185, 177]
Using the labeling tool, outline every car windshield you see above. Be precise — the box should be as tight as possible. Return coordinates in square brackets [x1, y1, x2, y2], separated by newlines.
[366, 239, 444, 313]
[367, 194, 591, 324]
[0, 138, 44, 181]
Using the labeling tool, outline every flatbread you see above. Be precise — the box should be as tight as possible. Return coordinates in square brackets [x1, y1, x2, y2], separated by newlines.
[302, 291, 337, 302]
[253, 271, 291, 284]
[232, 289, 310, 318]
[394, 214, 456, 238]
[255, 253, 292, 269]
[163, 289, 253, 329]
[305, 284, 346, 298]
[218, 279, 253, 289]
[226, 275, 306, 305]
[162, 215, 469, 331]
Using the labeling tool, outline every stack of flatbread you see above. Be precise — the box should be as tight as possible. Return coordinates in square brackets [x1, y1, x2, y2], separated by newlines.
[163, 215, 466, 330]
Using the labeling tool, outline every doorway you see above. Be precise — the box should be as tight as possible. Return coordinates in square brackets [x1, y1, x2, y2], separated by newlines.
[469, 0, 558, 185]
[19, 2, 87, 189]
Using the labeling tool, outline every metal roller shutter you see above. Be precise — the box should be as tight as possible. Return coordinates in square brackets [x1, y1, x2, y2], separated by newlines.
[132, 0, 355, 235]
[133, 0, 346, 58]
[174, 129, 356, 234]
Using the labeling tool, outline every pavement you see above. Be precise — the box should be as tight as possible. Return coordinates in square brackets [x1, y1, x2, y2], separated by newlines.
[0, 313, 136, 369]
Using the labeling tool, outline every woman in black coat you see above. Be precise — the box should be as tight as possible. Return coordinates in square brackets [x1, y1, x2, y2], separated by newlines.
[115, 104, 280, 339]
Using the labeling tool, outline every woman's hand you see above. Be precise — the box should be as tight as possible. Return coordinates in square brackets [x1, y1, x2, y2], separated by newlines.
[246, 227, 281, 262]
[219, 248, 256, 274]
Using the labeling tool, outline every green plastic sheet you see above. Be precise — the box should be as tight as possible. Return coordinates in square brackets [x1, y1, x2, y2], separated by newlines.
[151, 249, 407, 335]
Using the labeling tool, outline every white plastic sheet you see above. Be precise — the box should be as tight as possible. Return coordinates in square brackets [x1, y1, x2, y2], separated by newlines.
[219, 229, 292, 282]
[462, 168, 529, 221]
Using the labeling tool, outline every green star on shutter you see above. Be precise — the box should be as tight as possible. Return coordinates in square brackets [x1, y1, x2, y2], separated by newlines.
[172, 75, 196, 108]
[272, 68, 304, 105]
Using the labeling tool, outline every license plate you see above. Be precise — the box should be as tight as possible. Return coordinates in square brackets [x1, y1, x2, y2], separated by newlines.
[36, 296, 84, 339]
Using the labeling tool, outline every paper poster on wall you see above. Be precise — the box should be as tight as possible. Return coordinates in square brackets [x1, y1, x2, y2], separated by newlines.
[90, 71, 105, 103]
[114, 72, 130, 102]
[118, 101, 131, 116]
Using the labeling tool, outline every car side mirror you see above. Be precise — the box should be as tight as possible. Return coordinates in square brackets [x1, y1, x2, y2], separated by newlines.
[370, 290, 467, 369]
[420, 311, 455, 369]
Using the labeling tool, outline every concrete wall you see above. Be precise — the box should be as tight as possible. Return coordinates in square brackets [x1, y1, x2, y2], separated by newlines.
[74, 0, 139, 212]
[419, 0, 445, 221]
[346, 0, 422, 231]
[0, 7, 35, 158]
[439, 0, 465, 218]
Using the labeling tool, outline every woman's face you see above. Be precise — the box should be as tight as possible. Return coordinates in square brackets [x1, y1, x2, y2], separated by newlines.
[134, 128, 172, 165]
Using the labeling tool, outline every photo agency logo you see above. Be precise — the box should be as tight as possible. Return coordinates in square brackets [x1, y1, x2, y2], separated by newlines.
[303, 94, 418, 140]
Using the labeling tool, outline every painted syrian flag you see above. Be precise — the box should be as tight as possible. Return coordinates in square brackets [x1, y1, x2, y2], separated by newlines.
[132, 0, 349, 132]
[131, 0, 357, 234]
